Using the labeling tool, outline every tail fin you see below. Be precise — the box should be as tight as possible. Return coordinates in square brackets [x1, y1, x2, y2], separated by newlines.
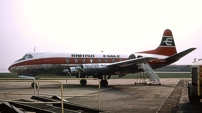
[138, 29, 177, 56]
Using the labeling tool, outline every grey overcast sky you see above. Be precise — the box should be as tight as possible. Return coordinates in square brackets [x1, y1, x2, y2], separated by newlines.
[0, 0, 202, 70]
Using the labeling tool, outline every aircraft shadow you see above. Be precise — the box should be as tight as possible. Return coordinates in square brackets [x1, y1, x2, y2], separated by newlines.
[38, 82, 174, 89]
[38, 83, 135, 95]
[37, 83, 176, 97]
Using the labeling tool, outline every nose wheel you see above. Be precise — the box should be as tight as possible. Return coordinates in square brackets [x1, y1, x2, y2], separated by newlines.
[80, 79, 87, 86]
[31, 82, 38, 88]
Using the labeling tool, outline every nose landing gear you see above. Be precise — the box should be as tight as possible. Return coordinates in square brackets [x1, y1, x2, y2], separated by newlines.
[80, 79, 87, 86]
[31, 82, 38, 88]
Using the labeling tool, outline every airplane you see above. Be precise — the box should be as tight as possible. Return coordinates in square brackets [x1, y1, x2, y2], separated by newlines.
[8, 29, 196, 87]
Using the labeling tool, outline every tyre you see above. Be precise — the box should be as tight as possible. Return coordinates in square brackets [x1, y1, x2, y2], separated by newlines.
[80, 80, 87, 86]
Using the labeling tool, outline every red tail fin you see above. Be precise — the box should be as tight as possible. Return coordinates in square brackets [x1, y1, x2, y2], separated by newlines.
[138, 29, 177, 56]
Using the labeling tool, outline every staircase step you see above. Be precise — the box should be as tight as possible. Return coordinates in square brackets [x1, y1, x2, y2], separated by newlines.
[140, 63, 160, 83]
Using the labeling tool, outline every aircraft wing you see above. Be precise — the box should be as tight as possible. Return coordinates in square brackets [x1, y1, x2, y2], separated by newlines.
[107, 57, 157, 67]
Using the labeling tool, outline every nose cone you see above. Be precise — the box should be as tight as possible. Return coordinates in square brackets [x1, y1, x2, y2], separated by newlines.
[8, 64, 15, 73]
[8, 65, 12, 72]
[163, 29, 173, 36]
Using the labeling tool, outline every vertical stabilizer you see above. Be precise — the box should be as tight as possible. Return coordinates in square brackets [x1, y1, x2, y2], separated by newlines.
[138, 29, 177, 56]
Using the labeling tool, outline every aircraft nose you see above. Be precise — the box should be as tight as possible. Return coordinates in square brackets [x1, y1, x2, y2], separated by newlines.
[8, 64, 14, 73]
[8, 65, 11, 72]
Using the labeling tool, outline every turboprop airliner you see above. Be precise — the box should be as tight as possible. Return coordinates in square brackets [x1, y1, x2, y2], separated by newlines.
[8, 29, 196, 87]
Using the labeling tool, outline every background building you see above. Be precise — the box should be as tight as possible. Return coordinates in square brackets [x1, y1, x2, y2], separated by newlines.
[155, 65, 191, 72]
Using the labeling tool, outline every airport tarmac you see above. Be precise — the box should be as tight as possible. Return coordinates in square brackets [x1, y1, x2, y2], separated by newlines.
[0, 78, 202, 113]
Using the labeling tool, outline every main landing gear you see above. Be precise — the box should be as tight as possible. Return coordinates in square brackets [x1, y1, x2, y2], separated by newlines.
[78, 75, 110, 87]
[79, 79, 108, 87]
[100, 80, 108, 87]
[99, 75, 110, 87]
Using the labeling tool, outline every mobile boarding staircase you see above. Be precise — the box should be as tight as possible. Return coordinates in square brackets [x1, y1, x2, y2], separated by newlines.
[135, 63, 161, 85]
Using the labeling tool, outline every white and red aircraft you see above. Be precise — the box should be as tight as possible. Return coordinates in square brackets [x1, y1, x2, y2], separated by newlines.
[8, 29, 196, 87]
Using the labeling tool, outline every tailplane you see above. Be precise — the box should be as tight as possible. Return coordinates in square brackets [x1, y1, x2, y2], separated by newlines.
[138, 29, 177, 56]
[165, 48, 196, 61]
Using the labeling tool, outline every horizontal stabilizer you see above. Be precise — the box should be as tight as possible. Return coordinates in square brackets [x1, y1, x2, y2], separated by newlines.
[165, 48, 196, 61]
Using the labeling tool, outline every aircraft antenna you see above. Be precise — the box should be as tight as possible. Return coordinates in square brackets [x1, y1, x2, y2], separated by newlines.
[34, 46, 36, 52]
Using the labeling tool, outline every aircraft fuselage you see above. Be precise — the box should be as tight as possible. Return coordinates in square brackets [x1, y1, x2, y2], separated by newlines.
[8, 52, 172, 76]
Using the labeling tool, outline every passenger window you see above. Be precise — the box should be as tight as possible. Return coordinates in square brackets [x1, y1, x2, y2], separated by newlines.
[66, 58, 70, 63]
[98, 59, 102, 63]
[82, 59, 86, 63]
[105, 59, 108, 63]
[119, 59, 122, 61]
[112, 59, 115, 62]
[90, 59, 94, 63]
[74, 59, 78, 63]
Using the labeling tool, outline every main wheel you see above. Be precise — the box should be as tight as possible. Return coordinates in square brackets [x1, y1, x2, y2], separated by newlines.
[101, 80, 108, 87]
[80, 80, 87, 86]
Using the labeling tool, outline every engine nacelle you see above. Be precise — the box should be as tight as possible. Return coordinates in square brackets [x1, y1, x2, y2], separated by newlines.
[69, 67, 80, 75]
[82, 64, 110, 73]
[62, 67, 83, 77]
[68, 64, 111, 76]
[65, 64, 112, 76]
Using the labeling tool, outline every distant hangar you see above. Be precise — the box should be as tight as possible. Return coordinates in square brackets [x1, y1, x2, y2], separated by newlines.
[155, 65, 191, 72]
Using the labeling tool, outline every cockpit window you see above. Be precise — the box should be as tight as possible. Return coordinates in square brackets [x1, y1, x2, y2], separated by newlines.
[27, 54, 33, 58]
[22, 55, 27, 59]
[15, 54, 33, 62]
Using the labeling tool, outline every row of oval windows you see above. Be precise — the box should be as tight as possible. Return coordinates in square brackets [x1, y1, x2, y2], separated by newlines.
[66, 58, 123, 63]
